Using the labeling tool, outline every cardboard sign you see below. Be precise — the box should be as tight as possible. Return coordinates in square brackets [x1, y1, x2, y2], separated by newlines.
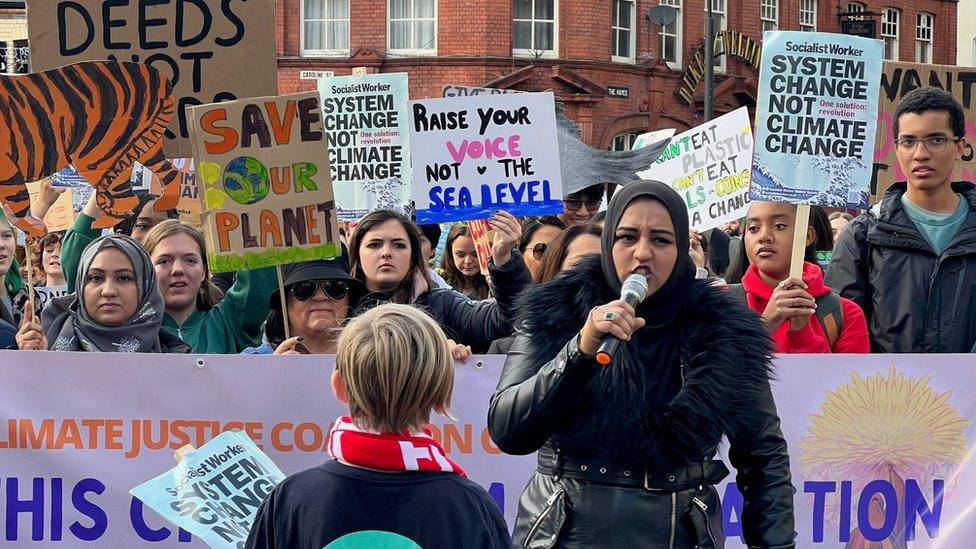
[637, 109, 751, 230]
[27, 0, 279, 159]
[319, 73, 412, 221]
[873, 61, 976, 202]
[411, 92, 564, 223]
[0, 61, 179, 237]
[26, 180, 76, 232]
[131, 431, 285, 549]
[466, 219, 494, 275]
[751, 31, 883, 208]
[190, 92, 341, 272]
[132, 159, 203, 230]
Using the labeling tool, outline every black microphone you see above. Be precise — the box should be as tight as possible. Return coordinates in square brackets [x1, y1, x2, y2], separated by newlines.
[595, 273, 649, 366]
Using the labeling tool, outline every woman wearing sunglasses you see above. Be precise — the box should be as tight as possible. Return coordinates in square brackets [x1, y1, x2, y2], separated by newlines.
[559, 184, 605, 227]
[518, 216, 566, 282]
[245, 252, 365, 355]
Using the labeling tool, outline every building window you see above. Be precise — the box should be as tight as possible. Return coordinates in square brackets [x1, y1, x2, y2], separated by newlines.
[659, 0, 682, 69]
[612, 0, 636, 62]
[514, 0, 557, 58]
[799, 0, 816, 32]
[760, 0, 778, 33]
[847, 2, 865, 20]
[611, 132, 640, 151]
[915, 12, 932, 63]
[706, 0, 727, 72]
[388, 0, 436, 54]
[302, 0, 349, 56]
[882, 8, 899, 60]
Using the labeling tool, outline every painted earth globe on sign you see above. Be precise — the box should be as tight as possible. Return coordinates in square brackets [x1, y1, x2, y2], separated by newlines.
[223, 156, 270, 205]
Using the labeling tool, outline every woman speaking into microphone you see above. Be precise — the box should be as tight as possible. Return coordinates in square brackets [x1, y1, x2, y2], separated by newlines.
[488, 180, 795, 548]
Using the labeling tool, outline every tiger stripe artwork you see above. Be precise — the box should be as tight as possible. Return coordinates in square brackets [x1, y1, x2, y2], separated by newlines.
[0, 60, 180, 237]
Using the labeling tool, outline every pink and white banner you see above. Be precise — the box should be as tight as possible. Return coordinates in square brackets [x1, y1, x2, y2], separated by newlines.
[0, 351, 973, 547]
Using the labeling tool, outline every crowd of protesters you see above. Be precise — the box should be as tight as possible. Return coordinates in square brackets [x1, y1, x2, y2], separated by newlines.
[1, 85, 974, 548]
[1, 87, 973, 357]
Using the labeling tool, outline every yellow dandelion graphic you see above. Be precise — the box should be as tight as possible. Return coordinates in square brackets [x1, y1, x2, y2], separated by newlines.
[799, 366, 971, 530]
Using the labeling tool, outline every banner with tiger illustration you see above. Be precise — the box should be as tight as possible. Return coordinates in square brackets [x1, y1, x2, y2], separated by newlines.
[189, 91, 341, 272]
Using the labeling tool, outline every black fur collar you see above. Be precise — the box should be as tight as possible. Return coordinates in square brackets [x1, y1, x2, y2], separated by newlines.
[516, 255, 775, 468]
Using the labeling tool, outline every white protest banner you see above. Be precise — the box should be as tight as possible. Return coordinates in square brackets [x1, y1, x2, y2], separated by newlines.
[411, 92, 564, 223]
[34, 285, 69, 309]
[319, 73, 412, 221]
[751, 31, 884, 208]
[2, 352, 974, 547]
[636, 108, 752, 230]
[130, 431, 285, 548]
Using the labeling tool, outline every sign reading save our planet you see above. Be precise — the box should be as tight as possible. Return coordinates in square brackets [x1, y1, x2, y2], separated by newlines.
[189, 91, 341, 272]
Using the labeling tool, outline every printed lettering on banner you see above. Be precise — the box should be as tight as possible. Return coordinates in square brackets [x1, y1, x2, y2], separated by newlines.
[637, 108, 752, 230]
[466, 219, 494, 275]
[411, 92, 564, 223]
[27, 0, 279, 158]
[0, 352, 974, 546]
[751, 31, 884, 208]
[189, 92, 340, 272]
[318, 73, 412, 221]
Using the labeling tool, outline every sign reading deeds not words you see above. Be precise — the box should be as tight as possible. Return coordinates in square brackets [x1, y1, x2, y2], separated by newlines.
[190, 91, 340, 272]
[637, 108, 753, 231]
[27, 0, 279, 159]
[751, 31, 883, 208]
[411, 92, 564, 224]
[319, 73, 412, 221]
[130, 431, 285, 549]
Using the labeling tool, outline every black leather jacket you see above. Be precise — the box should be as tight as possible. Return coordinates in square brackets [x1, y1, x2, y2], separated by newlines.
[488, 257, 795, 548]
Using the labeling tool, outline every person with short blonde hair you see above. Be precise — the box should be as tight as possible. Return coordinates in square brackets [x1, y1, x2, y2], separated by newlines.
[247, 303, 511, 549]
[334, 304, 454, 433]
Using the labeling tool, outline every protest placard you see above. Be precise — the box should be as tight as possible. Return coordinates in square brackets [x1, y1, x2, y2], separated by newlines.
[466, 219, 493, 275]
[319, 73, 412, 221]
[636, 108, 752, 230]
[26, 180, 76, 232]
[873, 61, 976, 202]
[132, 159, 203, 230]
[131, 431, 285, 549]
[34, 284, 69, 309]
[189, 91, 341, 272]
[751, 31, 883, 209]
[411, 92, 564, 223]
[27, 0, 278, 159]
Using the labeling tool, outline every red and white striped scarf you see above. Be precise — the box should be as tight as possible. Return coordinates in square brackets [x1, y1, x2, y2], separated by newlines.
[327, 416, 467, 477]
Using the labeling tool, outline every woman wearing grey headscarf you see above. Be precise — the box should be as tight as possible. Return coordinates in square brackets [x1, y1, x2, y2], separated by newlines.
[18, 234, 188, 353]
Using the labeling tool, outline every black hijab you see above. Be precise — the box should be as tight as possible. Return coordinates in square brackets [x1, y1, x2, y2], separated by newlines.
[600, 180, 696, 328]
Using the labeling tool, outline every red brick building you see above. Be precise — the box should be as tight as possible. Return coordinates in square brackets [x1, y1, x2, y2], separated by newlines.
[287, 0, 954, 149]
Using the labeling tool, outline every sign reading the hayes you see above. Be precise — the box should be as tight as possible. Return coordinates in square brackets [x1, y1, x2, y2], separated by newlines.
[752, 31, 883, 208]
[189, 91, 340, 272]
[411, 92, 564, 224]
[27, 0, 279, 158]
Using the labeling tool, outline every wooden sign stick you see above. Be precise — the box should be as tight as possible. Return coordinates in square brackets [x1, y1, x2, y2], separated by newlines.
[277, 265, 291, 340]
[789, 204, 811, 280]
[23, 233, 36, 315]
